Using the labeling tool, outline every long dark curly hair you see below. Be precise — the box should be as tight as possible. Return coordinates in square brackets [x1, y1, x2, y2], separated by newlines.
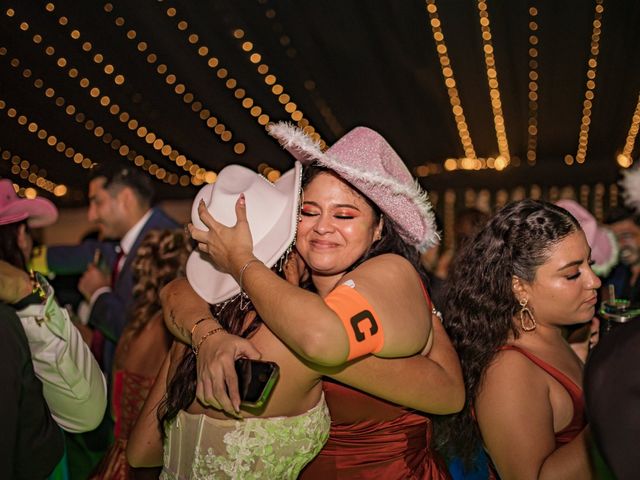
[436, 199, 580, 467]
[115, 229, 191, 368]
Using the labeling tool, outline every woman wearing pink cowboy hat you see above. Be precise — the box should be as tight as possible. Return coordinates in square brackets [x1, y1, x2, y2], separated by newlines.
[157, 123, 464, 478]
[0, 179, 107, 476]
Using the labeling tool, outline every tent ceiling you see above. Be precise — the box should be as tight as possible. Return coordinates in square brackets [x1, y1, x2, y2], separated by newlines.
[1, 0, 640, 207]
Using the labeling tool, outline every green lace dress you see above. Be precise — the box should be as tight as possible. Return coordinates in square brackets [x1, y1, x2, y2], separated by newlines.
[160, 394, 330, 479]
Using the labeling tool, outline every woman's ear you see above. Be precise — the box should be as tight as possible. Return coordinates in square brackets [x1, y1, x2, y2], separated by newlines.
[512, 275, 527, 302]
[373, 215, 384, 242]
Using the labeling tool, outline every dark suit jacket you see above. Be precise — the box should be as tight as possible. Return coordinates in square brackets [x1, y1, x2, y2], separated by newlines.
[47, 207, 179, 373]
[585, 318, 640, 480]
[0, 303, 64, 479]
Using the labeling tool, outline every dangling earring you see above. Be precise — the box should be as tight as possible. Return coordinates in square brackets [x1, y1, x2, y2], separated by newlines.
[519, 298, 536, 331]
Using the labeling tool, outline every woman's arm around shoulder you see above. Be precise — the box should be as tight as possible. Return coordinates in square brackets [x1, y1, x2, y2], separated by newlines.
[321, 307, 463, 414]
[475, 349, 595, 480]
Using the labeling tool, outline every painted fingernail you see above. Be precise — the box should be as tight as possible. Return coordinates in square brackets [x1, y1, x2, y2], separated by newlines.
[239, 193, 245, 205]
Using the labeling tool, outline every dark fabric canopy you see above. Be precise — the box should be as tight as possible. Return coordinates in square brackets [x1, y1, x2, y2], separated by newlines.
[1, 0, 639, 208]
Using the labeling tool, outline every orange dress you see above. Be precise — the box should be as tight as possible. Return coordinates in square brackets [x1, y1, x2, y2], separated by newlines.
[300, 378, 450, 479]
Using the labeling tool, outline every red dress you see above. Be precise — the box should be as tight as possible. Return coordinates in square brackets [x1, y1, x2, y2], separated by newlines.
[90, 370, 160, 479]
[499, 345, 585, 446]
[488, 345, 587, 479]
[300, 378, 450, 479]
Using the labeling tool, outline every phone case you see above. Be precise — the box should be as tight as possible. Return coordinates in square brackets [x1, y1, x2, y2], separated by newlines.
[235, 358, 280, 408]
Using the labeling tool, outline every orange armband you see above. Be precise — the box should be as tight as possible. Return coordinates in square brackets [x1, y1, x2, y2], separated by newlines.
[324, 284, 384, 361]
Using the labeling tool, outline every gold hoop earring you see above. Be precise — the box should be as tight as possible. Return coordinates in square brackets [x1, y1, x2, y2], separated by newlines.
[519, 298, 537, 332]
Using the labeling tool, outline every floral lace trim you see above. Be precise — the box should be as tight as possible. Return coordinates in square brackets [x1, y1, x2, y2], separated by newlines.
[161, 396, 329, 480]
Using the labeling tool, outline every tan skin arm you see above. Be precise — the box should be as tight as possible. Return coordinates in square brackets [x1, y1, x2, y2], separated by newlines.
[162, 277, 463, 416]
[189, 197, 430, 366]
[160, 278, 261, 414]
[321, 311, 464, 414]
[475, 351, 595, 480]
[126, 349, 171, 468]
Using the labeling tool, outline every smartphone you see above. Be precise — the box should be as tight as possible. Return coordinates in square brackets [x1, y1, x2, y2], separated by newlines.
[235, 358, 279, 408]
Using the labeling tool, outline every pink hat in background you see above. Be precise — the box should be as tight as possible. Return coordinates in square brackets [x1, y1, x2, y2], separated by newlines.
[556, 199, 618, 277]
[0, 179, 58, 228]
[268, 122, 439, 252]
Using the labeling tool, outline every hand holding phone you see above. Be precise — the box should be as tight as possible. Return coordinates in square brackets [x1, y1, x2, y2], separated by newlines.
[235, 358, 279, 409]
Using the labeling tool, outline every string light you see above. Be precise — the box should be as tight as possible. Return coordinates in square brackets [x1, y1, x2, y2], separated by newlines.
[1, 147, 71, 197]
[526, 6, 539, 165]
[425, 0, 478, 169]
[0, 46, 180, 185]
[102, 3, 243, 161]
[477, 0, 510, 167]
[617, 92, 640, 168]
[6, 4, 207, 186]
[0, 98, 95, 170]
[256, 0, 342, 136]
[574, 0, 604, 164]
[43, 2, 125, 87]
[161, 3, 323, 154]
[232, 26, 324, 147]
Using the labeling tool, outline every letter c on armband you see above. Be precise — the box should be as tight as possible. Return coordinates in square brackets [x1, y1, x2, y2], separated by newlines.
[324, 284, 385, 361]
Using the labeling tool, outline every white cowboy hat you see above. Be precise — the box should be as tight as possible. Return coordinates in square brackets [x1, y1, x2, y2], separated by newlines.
[186, 162, 302, 304]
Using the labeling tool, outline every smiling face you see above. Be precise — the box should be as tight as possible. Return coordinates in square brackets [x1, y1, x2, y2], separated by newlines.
[295, 171, 383, 281]
[516, 230, 602, 328]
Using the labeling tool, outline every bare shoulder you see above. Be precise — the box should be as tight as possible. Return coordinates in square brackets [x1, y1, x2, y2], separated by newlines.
[349, 253, 419, 285]
[478, 348, 550, 407]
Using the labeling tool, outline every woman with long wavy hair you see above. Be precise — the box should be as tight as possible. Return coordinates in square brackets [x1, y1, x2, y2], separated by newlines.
[439, 199, 599, 479]
[92, 228, 190, 479]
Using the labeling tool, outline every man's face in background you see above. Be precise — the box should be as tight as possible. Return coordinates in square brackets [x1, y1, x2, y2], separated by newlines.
[610, 218, 640, 266]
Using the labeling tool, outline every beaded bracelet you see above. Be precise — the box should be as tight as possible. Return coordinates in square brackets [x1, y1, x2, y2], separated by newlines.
[193, 327, 225, 357]
[190, 316, 215, 344]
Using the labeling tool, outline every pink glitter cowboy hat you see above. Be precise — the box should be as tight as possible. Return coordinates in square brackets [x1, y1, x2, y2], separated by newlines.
[0, 179, 58, 228]
[187, 162, 302, 304]
[556, 199, 618, 277]
[268, 122, 439, 251]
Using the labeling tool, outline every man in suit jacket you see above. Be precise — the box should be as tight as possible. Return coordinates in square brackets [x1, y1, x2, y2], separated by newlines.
[46, 165, 179, 374]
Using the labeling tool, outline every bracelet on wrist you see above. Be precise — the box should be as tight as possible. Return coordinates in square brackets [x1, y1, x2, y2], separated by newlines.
[238, 258, 262, 290]
[193, 327, 225, 357]
[190, 316, 215, 344]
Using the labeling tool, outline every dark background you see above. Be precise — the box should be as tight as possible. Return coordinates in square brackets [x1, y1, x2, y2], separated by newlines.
[1, 0, 639, 220]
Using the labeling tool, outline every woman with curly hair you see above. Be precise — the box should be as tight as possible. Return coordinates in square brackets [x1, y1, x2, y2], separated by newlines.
[440, 199, 599, 479]
[92, 228, 191, 479]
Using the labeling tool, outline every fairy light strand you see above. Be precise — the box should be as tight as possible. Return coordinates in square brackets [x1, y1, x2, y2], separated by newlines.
[477, 0, 510, 168]
[8, 3, 208, 186]
[526, 6, 539, 165]
[573, 0, 605, 165]
[425, 0, 478, 170]
[617, 92, 640, 168]
[0, 45, 182, 186]
[102, 2, 242, 165]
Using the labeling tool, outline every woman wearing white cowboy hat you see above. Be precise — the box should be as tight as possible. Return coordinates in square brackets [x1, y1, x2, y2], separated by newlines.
[152, 123, 464, 479]
[128, 162, 331, 479]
